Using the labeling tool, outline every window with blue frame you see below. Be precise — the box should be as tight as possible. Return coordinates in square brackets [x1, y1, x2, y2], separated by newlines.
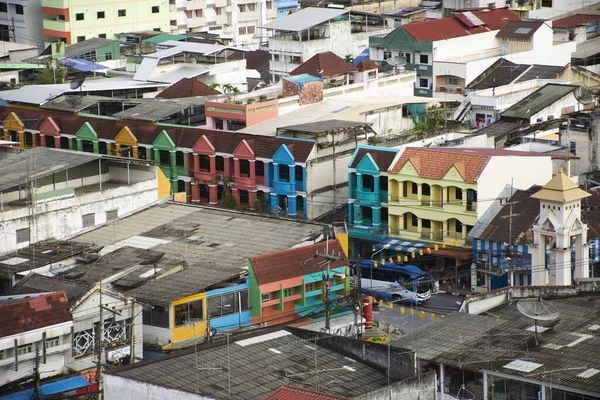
[280, 165, 289, 181]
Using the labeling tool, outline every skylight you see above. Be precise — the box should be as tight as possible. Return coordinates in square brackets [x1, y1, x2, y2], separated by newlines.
[514, 27, 532, 34]
[577, 368, 600, 379]
[503, 360, 543, 373]
[235, 330, 292, 347]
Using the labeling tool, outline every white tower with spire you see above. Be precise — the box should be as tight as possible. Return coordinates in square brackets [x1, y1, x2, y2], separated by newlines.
[530, 171, 590, 286]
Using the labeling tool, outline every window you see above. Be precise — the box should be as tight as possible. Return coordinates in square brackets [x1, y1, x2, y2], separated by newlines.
[15, 4, 22, 14]
[106, 210, 118, 221]
[422, 184, 431, 196]
[0, 350, 4, 360]
[383, 50, 391, 60]
[247, 25, 255, 34]
[143, 305, 169, 328]
[176, 151, 185, 167]
[46, 337, 60, 348]
[305, 283, 315, 292]
[97, 11, 105, 18]
[455, 187, 463, 200]
[261, 293, 270, 302]
[17, 344, 32, 356]
[99, 33, 107, 38]
[82, 213, 95, 228]
[104, 52, 113, 60]
[76, 12, 84, 20]
[239, 26, 246, 35]
[77, 36, 85, 42]
[152, 5, 159, 13]
[215, 6, 222, 15]
[445, 76, 460, 86]
[412, 182, 418, 194]
[16, 227, 30, 243]
[570, 141, 576, 155]
[412, 214, 418, 227]
[422, 219, 431, 229]
[0, 3, 7, 12]
[118, 9, 126, 17]
[455, 220, 463, 233]
[273, 54, 280, 62]
[174, 299, 203, 327]
[419, 78, 428, 88]
[283, 288, 293, 297]
[363, 175, 374, 191]
[419, 54, 429, 64]
[402, 52, 412, 63]
[247, 3, 255, 11]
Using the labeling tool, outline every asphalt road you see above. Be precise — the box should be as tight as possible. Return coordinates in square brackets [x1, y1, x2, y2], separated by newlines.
[371, 293, 464, 335]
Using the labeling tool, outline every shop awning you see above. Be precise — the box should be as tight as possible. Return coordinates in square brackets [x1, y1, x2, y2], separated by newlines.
[0, 376, 91, 400]
[376, 238, 431, 253]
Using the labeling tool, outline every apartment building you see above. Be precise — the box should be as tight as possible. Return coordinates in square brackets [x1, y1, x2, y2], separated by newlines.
[41, 0, 171, 44]
[0, 0, 44, 44]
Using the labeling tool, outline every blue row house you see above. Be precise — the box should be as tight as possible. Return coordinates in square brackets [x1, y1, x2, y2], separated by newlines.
[268, 143, 308, 217]
[347, 145, 401, 257]
[0, 107, 317, 219]
[206, 283, 251, 333]
[248, 239, 350, 327]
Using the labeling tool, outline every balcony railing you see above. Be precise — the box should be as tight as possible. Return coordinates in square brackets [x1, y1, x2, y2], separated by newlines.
[420, 199, 443, 208]
[421, 229, 431, 240]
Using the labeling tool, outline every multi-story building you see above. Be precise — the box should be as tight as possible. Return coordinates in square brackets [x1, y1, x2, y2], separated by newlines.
[168, 0, 277, 47]
[42, 0, 171, 44]
[0, 0, 44, 44]
[386, 148, 553, 254]
[552, 14, 600, 43]
[0, 292, 73, 387]
[261, 7, 391, 82]
[347, 145, 401, 257]
[248, 239, 349, 327]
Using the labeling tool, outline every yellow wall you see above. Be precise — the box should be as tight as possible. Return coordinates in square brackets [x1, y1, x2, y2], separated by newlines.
[336, 233, 349, 257]
[171, 292, 208, 344]
[156, 167, 171, 200]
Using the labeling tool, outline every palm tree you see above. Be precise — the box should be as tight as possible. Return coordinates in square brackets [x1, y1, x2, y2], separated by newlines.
[209, 83, 221, 92]
[230, 86, 240, 101]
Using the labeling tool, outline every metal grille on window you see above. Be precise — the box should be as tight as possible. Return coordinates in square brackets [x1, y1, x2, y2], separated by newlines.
[82, 213, 95, 228]
[106, 210, 118, 221]
[74, 329, 95, 356]
[16, 228, 30, 244]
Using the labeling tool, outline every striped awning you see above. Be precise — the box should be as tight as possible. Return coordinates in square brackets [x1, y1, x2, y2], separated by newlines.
[376, 238, 431, 253]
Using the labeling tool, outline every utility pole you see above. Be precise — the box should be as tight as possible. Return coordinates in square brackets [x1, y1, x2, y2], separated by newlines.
[97, 281, 104, 400]
[501, 200, 520, 288]
[315, 246, 346, 334]
[33, 348, 40, 400]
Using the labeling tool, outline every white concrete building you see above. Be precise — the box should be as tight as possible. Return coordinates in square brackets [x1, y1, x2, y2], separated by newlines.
[515, 0, 600, 20]
[260, 8, 392, 82]
[0, 0, 43, 45]
[0, 292, 73, 387]
[168, 0, 277, 48]
[0, 146, 161, 255]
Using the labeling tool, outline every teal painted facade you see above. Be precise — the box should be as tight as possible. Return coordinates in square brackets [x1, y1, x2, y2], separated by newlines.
[348, 145, 400, 256]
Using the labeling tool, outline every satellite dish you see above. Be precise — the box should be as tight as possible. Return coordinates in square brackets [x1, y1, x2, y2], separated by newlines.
[69, 73, 86, 90]
[517, 297, 560, 345]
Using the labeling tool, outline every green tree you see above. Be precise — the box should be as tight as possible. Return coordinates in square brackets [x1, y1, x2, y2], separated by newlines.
[220, 194, 237, 209]
[253, 197, 271, 214]
[36, 62, 66, 84]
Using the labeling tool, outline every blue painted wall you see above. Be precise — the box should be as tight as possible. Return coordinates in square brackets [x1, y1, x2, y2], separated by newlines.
[206, 283, 251, 332]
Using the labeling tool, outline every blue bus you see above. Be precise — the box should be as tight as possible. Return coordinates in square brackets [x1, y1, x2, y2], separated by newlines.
[351, 261, 433, 304]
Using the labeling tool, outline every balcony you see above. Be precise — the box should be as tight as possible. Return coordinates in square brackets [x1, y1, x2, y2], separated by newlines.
[466, 202, 477, 213]
[420, 199, 443, 208]
[261, 298, 280, 308]
[283, 293, 303, 303]
[240, 10, 259, 22]
[42, 0, 68, 8]
[233, 174, 255, 189]
[273, 179, 295, 194]
[421, 229, 431, 240]
[216, 14, 227, 24]
[305, 288, 322, 297]
[356, 189, 379, 204]
[187, 17, 206, 28]
[348, 222, 388, 240]
[186, 0, 207, 9]
[414, 87, 433, 97]
[42, 19, 69, 32]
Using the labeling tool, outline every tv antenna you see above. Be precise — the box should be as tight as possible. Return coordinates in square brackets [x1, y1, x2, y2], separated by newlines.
[517, 297, 560, 345]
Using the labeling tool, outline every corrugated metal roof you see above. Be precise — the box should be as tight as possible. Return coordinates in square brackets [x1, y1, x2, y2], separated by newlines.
[259, 7, 348, 32]
[0, 85, 66, 105]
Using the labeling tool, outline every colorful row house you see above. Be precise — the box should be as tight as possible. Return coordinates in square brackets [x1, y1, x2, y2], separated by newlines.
[347, 145, 401, 257]
[0, 107, 315, 218]
[248, 240, 350, 327]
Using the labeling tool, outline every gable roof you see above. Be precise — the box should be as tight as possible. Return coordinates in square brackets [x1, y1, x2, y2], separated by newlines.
[513, 64, 563, 83]
[496, 20, 544, 39]
[7, 273, 91, 306]
[500, 83, 579, 120]
[466, 58, 530, 90]
[290, 51, 357, 78]
[402, 8, 520, 41]
[156, 78, 221, 99]
[0, 107, 316, 163]
[65, 37, 117, 58]
[389, 148, 546, 182]
[350, 147, 400, 170]
[0, 292, 72, 338]
[250, 240, 347, 286]
[553, 14, 600, 28]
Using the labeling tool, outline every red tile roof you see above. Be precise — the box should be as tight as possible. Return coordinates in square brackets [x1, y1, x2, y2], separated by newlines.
[553, 14, 600, 28]
[0, 292, 72, 338]
[390, 147, 549, 182]
[265, 385, 350, 400]
[290, 52, 357, 78]
[356, 60, 378, 72]
[156, 78, 220, 99]
[350, 148, 399, 170]
[402, 8, 520, 41]
[0, 107, 316, 163]
[250, 240, 347, 286]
